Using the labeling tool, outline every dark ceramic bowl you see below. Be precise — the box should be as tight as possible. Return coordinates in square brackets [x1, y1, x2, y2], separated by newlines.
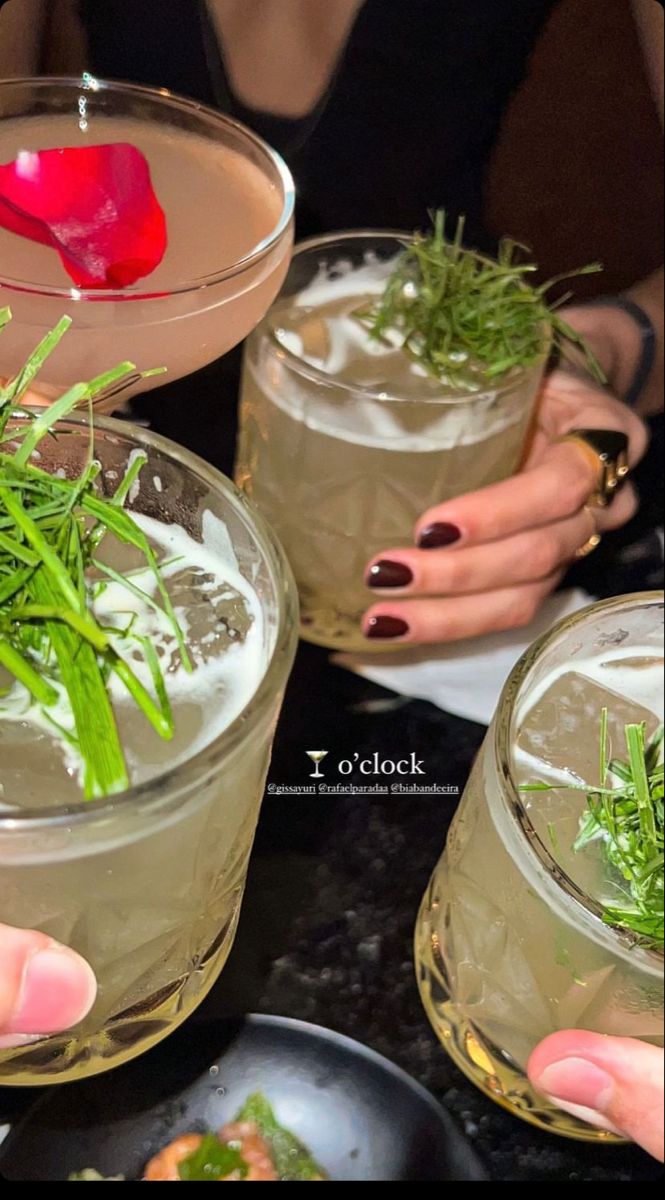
[0, 1015, 488, 1182]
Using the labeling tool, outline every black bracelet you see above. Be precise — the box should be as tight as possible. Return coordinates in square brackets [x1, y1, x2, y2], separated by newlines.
[582, 296, 657, 407]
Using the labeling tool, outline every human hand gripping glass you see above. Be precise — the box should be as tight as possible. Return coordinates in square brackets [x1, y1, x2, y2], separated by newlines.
[1, 387, 97, 1053]
[0, 923, 96, 1049]
[362, 369, 648, 643]
[1, 944, 660, 1157]
[528, 1031, 664, 1161]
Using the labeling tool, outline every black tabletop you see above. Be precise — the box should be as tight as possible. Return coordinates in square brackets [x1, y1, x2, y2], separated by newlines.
[1, 373, 662, 1182]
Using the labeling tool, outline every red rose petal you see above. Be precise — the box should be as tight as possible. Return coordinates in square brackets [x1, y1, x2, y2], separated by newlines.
[0, 143, 167, 288]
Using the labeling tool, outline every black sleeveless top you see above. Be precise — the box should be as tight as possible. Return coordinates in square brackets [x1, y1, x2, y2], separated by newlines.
[76, 0, 558, 460]
[80, 0, 557, 248]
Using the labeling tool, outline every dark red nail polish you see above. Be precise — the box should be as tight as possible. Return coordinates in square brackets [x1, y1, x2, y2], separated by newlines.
[367, 560, 414, 589]
[418, 522, 461, 549]
[365, 616, 410, 640]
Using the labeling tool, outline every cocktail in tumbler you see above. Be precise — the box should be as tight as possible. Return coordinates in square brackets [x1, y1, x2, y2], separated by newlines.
[0, 414, 298, 1084]
[237, 232, 546, 651]
[416, 593, 664, 1139]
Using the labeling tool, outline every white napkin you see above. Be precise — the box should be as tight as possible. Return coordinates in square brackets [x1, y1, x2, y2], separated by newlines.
[334, 588, 595, 726]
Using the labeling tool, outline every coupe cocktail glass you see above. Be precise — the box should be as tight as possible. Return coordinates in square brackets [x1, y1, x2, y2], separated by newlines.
[0, 413, 298, 1085]
[236, 233, 547, 651]
[0, 76, 294, 405]
[415, 593, 664, 1139]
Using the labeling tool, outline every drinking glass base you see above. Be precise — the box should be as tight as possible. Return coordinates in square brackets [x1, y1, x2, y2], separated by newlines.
[0, 911, 241, 1087]
[416, 966, 625, 1142]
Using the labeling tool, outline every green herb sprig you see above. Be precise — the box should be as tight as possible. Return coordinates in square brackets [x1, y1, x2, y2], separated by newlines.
[176, 1093, 325, 1182]
[0, 308, 186, 800]
[525, 711, 664, 949]
[362, 211, 604, 390]
[233, 1093, 325, 1181]
[178, 1134, 248, 1182]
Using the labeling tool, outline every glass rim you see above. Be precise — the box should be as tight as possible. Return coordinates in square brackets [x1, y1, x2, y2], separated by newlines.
[494, 590, 664, 966]
[0, 411, 299, 832]
[0, 75, 295, 300]
[258, 229, 551, 406]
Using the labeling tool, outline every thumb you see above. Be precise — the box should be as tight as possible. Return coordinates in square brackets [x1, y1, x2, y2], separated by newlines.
[528, 1030, 664, 1161]
[0, 923, 96, 1047]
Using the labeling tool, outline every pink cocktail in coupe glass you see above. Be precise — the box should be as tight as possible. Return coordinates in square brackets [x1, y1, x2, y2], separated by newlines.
[0, 76, 295, 407]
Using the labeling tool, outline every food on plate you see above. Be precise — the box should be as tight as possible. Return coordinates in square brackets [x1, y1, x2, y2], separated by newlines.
[70, 1093, 325, 1182]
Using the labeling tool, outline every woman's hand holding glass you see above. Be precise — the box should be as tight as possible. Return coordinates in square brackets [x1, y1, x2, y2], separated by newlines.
[363, 369, 648, 643]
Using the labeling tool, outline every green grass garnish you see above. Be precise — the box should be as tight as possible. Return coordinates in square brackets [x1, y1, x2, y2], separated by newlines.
[0, 309, 187, 800]
[574, 716, 663, 948]
[524, 710, 664, 949]
[361, 211, 604, 390]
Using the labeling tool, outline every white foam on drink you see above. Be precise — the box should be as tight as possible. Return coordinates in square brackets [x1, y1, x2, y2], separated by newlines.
[0, 512, 266, 797]
[262, 259, 531, 452]
[291, 256, 397, 306]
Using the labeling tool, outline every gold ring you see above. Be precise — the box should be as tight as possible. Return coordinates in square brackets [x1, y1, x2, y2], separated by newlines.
[559, 429, 630, 508]
[575, 507, 602, 558]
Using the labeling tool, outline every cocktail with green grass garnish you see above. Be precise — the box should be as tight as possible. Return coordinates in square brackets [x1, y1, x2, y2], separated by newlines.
[237, 219, 599, 651]
[416, 593, 664, 1140]
[0, 314, 298, 1084]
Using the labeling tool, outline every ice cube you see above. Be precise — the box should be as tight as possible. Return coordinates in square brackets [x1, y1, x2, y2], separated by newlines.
[516, 670, 660, 784]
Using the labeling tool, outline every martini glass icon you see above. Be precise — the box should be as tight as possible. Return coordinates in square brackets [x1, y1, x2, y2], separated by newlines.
[306, 750, 329, 779]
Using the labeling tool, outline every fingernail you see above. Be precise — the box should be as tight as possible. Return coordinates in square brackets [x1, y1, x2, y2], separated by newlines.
[8, 945, 97, 1035]
[417, 522, 461, 549]
[536, 1058, 614, 1116]
[0, 1034, 45, 1050]
[367, 560, 414, 589]
[365, 616, 410, 640]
